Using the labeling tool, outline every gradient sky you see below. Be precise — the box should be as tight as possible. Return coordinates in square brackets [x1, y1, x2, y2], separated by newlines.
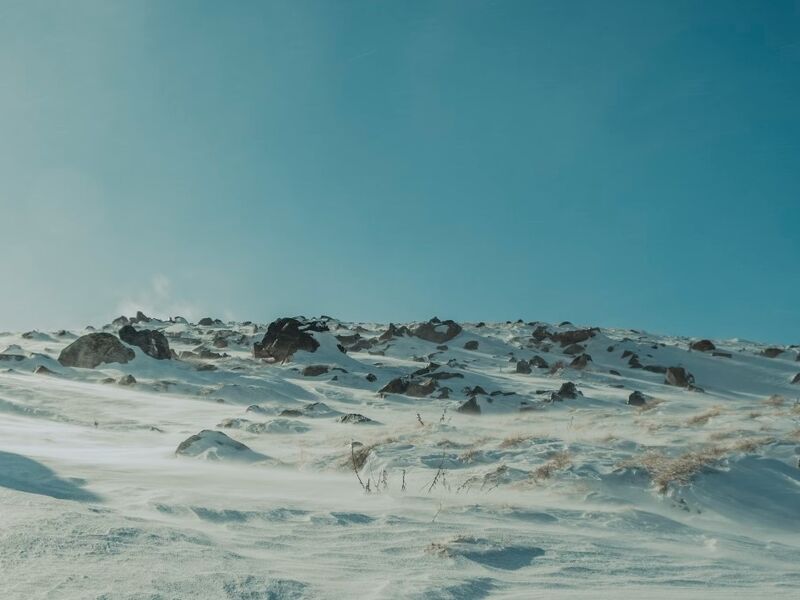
[1, 0, 798, 343]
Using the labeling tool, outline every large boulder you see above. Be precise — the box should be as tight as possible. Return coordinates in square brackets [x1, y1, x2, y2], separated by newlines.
[791, 373, 800, 385]
[175, 430, 266, 462]
[762, 347, 784, 358]
[118, 325, 171, 360]
[302, 364, 329, 377]
[378, 376, 437, 397]
[550, 328, 598, 347]
[569, 354, 592, 369]
[665, 367, 694, 387]
[690, 339, 716, 352]
[58, 333, 135, 368]
[411, 319, 463, 344]
[457, 397, 481, 415]
[551, 381, 579, 401]
[515, 360, 532, 374]
[253, 318, 327, 362]
[627, 391, 647, 406]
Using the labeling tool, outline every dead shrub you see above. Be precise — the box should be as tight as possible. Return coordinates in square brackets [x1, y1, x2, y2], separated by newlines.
[532, 451, 571, 481]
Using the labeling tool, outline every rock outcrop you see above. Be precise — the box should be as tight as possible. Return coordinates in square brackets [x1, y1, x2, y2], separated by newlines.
[58, 333, 135, 369]
[665, 367, 694, 387]
[253, 318, 327, 362]
[690, 339, 716, 352]
[119, 325, 171, 360]
[411, 319, 463, 344]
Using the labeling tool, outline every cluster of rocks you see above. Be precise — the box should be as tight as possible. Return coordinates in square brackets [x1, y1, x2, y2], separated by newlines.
[57, 322, 173, 369]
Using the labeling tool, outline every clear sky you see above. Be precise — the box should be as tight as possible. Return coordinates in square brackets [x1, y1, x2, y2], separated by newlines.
[1, 0, 798, 343]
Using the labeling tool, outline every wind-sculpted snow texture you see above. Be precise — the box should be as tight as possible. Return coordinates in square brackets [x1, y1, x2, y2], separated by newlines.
[1, 316, 799, 599]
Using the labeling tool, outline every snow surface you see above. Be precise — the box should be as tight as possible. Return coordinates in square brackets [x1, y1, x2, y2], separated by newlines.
[1, 318, 799, 599]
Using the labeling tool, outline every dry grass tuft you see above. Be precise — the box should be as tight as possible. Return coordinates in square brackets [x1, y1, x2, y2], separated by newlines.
[499, 434, 532, 449]
[763, 394, 785, 407]
[532, 451, 571, 481]
[619, 437, 772, 493]
[349, 443, 375, 471]
[686, 406, 722, 426]
[637, 398, 665, 412]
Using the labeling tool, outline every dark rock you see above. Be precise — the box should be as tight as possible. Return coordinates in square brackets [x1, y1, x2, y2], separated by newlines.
[762, 348, 784, 358]
[712, 351, 733, 358]
[365, 373, 377, 382]
[562, 343, 585, 356]
[198, 317, 215, 326]
[531, 356, 549, 369]
[466, 385, 487, 396]
[437, 345, 449, 351]
[412, 363, 440, 377]
[279, 409, 303, 417]
[378, 376, 437, 397]
[212, 338, 228, 348]
[515, 360, 532, 374]
[0, 354, 25, 362]
[690, 339, 716, 352]
[406, 378, 438, 397]
[118, 374, 137, 386]
[463, 340, 479, 351]
[58, 333, 135, 369]
[428, 371, 463, 381]
[302, 364, 329, 377]
[642, 365, 667, 374]
[609, 369, 621, 376]
[621, 350, 634, 359]
[338, 413, 374, 424]
[411, 319, 463, 344]
[196, 364, 217, 371]
[379, 378, 407, 394]
[349, 338, 376, 352]
[130, 311, 152, 324]
[569, 354, 592, 369]
[378, 323, 410, 342]
[33, 365, 56, 376]
[111, 316, 129, 327]
[550, 328, 598, 347]
[665, 367, 694, 387]
[119, 325, 172, 360]
[551, 382, 579, 401]
[253, 318, 327, 362]
[175, 430, 254, 457]
[627, 391, 647, 406]
[791, 373, 800, 385]
[628, 355, 643, 369]
[335, 333, 361, 346]
[457, 397, 481, 415]
[531, 325, 550, 341]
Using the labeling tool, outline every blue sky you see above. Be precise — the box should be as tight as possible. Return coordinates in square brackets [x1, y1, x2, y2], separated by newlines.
[1, 1, 798, 343]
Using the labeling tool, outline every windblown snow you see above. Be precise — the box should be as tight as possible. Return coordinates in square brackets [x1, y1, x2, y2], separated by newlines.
[1, 315, 798, 599]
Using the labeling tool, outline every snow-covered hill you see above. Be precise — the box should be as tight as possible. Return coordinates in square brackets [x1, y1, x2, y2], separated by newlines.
[1, 314, 798, 599]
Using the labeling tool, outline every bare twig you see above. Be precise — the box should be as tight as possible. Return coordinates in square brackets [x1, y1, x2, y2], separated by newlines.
[350, 442, 366, 491]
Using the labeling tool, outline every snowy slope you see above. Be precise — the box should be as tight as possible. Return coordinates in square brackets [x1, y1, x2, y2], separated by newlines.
[1, 317, 799, 599]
